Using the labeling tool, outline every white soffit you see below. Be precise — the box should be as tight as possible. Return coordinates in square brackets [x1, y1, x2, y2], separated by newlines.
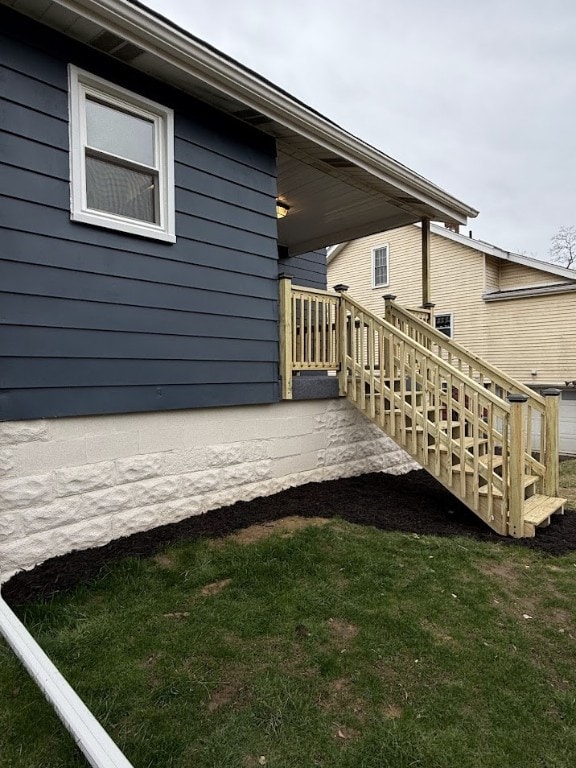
[5, 0, 479, 254]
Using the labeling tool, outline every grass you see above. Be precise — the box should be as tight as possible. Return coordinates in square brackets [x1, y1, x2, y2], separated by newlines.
[0, 460, 574, 768]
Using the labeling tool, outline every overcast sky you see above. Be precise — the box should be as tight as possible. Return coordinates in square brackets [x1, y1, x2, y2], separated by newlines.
[145, 0, 576, 262]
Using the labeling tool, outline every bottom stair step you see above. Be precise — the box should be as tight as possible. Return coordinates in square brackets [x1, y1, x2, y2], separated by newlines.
[523, 494, 567, 526]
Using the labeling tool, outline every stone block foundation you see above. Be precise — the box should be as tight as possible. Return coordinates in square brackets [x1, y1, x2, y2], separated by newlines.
[0, 399, 417, 582]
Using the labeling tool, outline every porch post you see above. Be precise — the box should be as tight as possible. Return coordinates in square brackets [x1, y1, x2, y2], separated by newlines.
[508, 394, 528, 537]
[421, 217, 431, 307]
[542, 388, 561, 497]
[279, 273, 293, 400]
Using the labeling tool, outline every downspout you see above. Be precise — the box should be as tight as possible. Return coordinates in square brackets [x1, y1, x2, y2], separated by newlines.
[0, 595, 134, 768]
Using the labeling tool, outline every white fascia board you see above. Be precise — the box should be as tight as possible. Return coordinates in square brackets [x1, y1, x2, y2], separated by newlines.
[421, 223, 576, 281]
[53, 0, 478, 225]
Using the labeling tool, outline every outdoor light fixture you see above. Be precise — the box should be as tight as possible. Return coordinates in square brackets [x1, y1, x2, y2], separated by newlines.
[276, 200, 290, 219]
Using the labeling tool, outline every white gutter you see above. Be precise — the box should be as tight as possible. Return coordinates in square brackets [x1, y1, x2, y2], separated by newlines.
[0, 596, 134, 768]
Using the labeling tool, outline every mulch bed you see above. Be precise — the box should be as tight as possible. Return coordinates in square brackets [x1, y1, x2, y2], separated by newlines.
[3, 469, 576, 607]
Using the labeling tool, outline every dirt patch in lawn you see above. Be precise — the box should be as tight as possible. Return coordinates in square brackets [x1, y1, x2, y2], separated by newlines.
[213, 516, 332, 546]
[4, 469, 576, 607]
[200, 578, 232, 597]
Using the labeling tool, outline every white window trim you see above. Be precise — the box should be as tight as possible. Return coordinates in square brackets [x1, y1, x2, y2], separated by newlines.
[435, 312, 454, 338]
[371, 244, 390, 288]
[68, 65, 175, 243]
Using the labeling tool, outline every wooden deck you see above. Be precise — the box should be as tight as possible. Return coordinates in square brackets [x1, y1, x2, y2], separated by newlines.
[279, 278, 565, 538]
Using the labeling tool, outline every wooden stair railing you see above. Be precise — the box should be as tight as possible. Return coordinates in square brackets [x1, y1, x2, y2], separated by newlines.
[278, 278, 565, 537]
[384, 299, 561, 492]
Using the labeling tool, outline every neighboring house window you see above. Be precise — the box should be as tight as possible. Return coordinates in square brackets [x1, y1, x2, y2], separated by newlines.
[435, 313, 453, 337]
[372, 245, 389, 287]
[69, 66, 175, 242]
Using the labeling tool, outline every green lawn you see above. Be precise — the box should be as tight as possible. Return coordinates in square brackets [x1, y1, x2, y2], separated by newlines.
[0, 463, 575, 768]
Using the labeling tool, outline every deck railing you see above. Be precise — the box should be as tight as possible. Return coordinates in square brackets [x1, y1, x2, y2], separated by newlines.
[278, 278, 561, 529]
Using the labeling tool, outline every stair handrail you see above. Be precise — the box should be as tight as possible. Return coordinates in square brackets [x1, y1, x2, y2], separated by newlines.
[342, 294, 513, 411]
[386, 299, 545, 408]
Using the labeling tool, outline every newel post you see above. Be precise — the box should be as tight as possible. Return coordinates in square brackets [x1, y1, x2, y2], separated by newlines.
[333, 284, 349, 396]
[508, 394, 528, 537]
[382, 293, 397, 323]
[422, 301, 435, 327]
[543, 388, 561, 497]
[279, 273, 293, 400]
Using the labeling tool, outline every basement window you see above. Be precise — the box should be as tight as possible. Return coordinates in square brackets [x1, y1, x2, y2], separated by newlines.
[435, 313, 454, 337]
[69, 66, 175, 242]
[372, 245, 389, 287]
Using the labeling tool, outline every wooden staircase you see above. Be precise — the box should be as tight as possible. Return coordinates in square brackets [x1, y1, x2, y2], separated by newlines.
[279, 278, 566, 538]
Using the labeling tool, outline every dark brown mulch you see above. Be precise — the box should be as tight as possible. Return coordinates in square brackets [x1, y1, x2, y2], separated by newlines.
[3, 469, 576, 608]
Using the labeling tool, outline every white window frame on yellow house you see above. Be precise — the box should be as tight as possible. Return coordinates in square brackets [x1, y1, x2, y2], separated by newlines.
[68, 65, 175, 242]
[371, 244, 389, 288]
[435, 312, 454, 337]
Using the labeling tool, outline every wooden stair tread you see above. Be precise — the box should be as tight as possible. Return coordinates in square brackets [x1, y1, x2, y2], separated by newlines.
[453, 456, 504, 473]
[428, 437, 488, 452]
[478, 475, 538, 498]
[523, 495, 566, 525]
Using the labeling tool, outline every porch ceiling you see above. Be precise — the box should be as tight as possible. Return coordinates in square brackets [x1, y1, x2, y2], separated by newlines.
[5, 0, 479, 256]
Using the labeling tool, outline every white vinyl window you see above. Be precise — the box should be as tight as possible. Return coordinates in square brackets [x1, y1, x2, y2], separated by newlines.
[69, 66, 175, 242]
[372, 245, 389, 287]
[435, 312, 454, 337]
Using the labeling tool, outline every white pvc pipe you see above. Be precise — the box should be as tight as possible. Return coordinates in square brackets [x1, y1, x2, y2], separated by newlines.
[0, 596, 134, 768]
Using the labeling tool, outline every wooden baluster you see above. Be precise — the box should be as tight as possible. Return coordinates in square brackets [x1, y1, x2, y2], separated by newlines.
[368, 318, 376, 419]
[472, 390, 479, 509]
[378, 325, 385, 429]
[399, 339, 406, 445]
[306, 296, 312, 364]
[410, 344, 418, 455]
[359, 312, 366, 411]
[433, 362, 441, 476]
[321, 300, 327, 366]
[542, 388, 561, 497]
[508, 394, 528, 537]
[446, 372, 453, 486]
[301, 294, 306, 363]
[421, 355, 429, 463]
[458, 382, 466, 498]
[486, 402, 495, 521]
[388, 331, 396, 438]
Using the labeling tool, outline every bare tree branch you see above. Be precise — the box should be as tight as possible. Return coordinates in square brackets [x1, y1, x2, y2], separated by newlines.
[549, 225, 576, 268]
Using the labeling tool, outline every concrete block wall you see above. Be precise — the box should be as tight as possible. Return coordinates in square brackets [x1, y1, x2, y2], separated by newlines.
[0, 400, 417, 582]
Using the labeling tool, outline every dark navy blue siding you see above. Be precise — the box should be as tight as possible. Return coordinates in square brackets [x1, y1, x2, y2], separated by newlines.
[0, 8, 281, 420]
[278, 247, 327, 290]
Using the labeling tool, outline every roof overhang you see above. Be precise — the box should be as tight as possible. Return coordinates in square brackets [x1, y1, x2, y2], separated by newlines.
[5, 0, 478, 255]
[424, 223, 576, 281]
